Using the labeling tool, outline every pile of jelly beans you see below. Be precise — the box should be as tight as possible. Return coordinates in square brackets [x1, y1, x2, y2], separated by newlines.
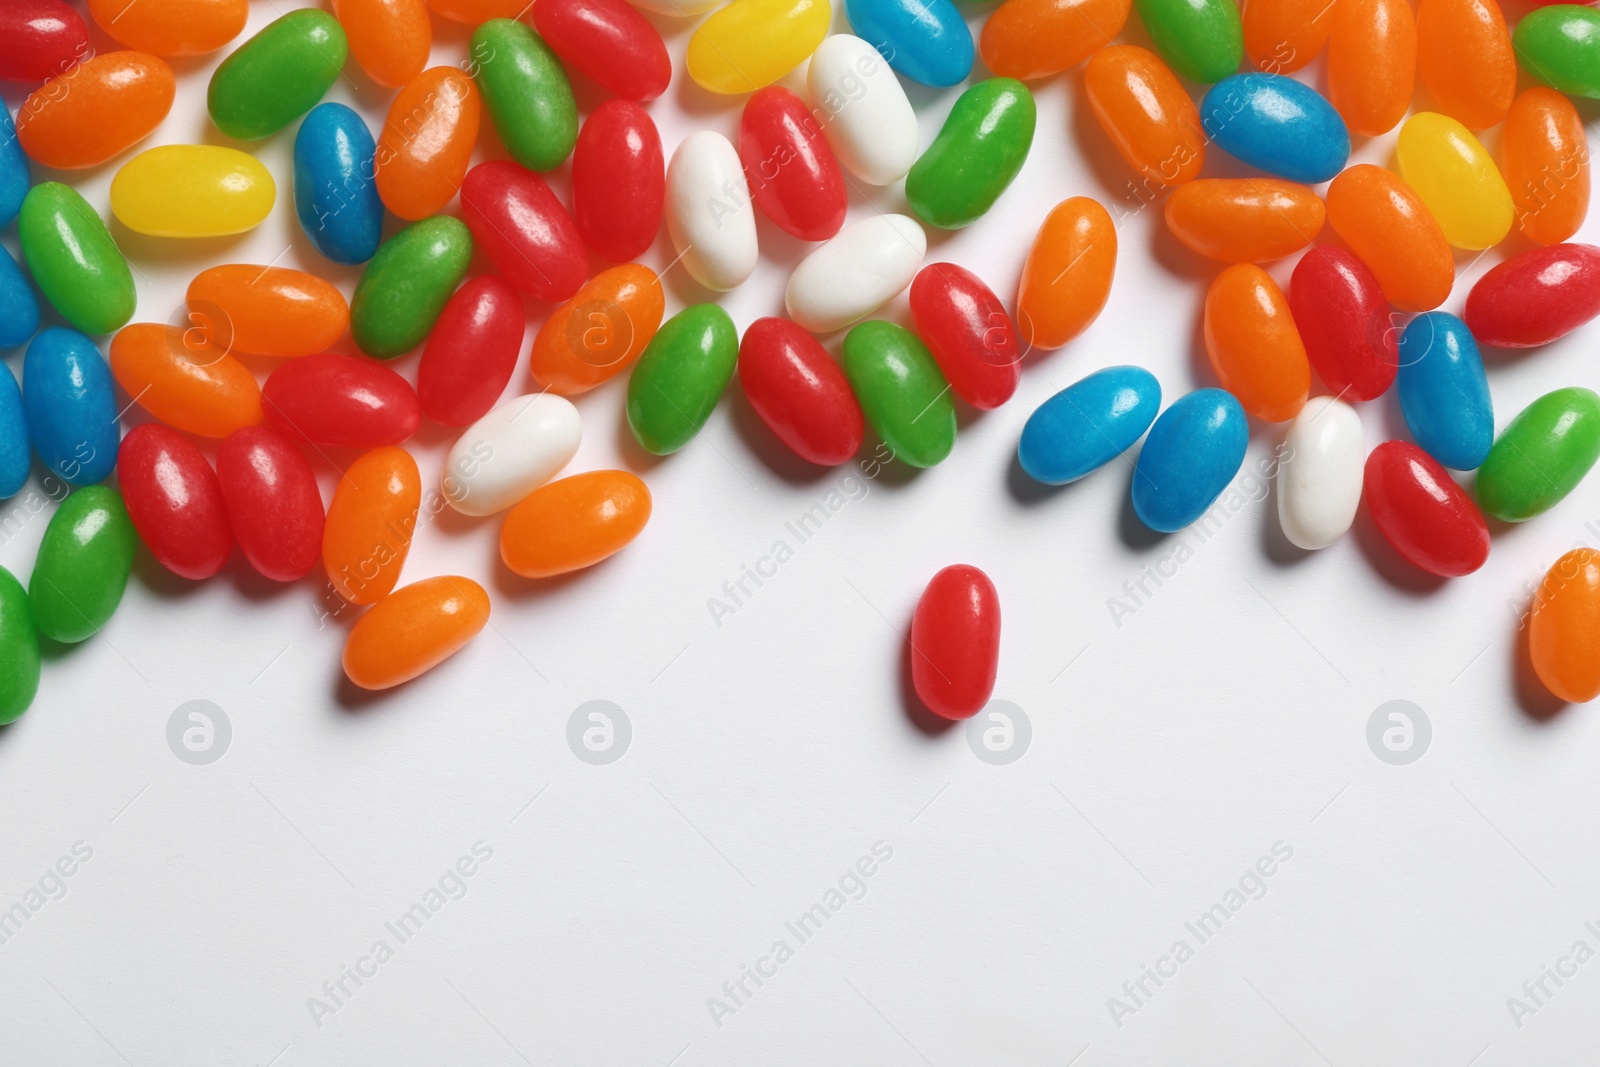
[3, 0, 1600, 725]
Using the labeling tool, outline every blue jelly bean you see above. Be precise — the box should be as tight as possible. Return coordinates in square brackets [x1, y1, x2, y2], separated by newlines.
[1019, 366, 1161, 485]
[22, 327, 118, 487]
[0, 106, 27, 228]
[0, 246, 40, 348]
[1131, 387, 1249, 533]
[293, 103, 383, 265]
[843, 0, 974, 88]
[1200, 73, 1350, 184]
[0, 363, 28, 499]
[1396, 312, 1493, 471]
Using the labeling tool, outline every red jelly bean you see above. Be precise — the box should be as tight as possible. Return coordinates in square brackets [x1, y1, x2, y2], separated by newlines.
[737, 317, 864, 466]
[738, 86, 848, 242]
[572, 100, 664, 264]
[1463, 243, 1600, 349]
[117, 424, 233, 580]
[217, 426, 325, 582]
[461, 160, 586, 303]
[1364, 440, 1489, 577]
[530, 0, 670, 101]
[262, 353, 422, 448]
[1288, 247, 1398, 401]
[911, 564, 1001, 721]
[0, 0, 89, 83]
[418, 277, 524, 428]
[909, 263, 1021, 411]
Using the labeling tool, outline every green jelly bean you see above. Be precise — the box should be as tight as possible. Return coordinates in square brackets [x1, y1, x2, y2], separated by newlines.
[17, 184, 136, 336]
[29, 486, 137, 645]
[351, 216, 473, 359]
[209, 10, 348, 140]
[1513, 6, 1600, 98]
[1476, 387, 1600, 522]
[626, 305, 738, 455]
[841, 321, 956, 468]
[0, 565, 40, 725]
[1133, 0, 1244, 83]
[471, 20, 578, 172]
[906, 78, 1035, 230]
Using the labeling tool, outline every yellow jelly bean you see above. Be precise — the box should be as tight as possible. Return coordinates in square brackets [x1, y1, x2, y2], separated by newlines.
[687, 0, 829, 94]
[110, 145, 275, 238]
[1395, 112, 1512, 250]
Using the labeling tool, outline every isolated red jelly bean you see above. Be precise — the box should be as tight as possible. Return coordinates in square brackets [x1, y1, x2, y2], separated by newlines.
[262, 353, 422, 448]
[572, 100, 664, 264]
[461, 161, 586, 303]
[0, 0, 89, 83]
[530, 0, 670, 101]
[417, 276, 524, 427]
[1463, 243, 1600, 349]
[1364, 440, 1490, 577]
[909, 263, 1021, 411]
[911, 564, 1001, 721]
[737, 317, 864, 466]
[217, 426, 325, 582]
[117, 424, 233, 580]
[738, 87, 848, 243]
[1288, 247, 1398, 401]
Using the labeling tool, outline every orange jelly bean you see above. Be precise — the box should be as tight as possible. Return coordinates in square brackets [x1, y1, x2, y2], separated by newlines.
[426, 0, 525, 22]
[1504, 88, 1591, 247]
[1530, 548, 1600, 703]
[1327, 0, 1415, 137]
[376, 67, 480, 222]
[332, 0, 431, 89]
[1084, 46, 1204, 188]
[1203, 264, 1309, 423]
[500, 470, 652, 578]
[1325, 164, 1453, 313]
[529, 265, 665, 395]
[16, 51, 175, 170]
[188, 265, 350, 359]
[979, 0, 1131, 81]
[342, 575, 490, 690]
[1164, 178, 1324, 263]
[1416, 0, 1514, 130]
[86, 0, 247, 57]
[1241, 0, 1331, 73]
[109, 323, 264, 438]
[323, 447, 421, 606]
[1015, 196, 1117, 351]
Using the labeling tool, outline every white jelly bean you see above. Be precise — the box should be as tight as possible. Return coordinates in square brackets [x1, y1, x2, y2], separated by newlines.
[666, 130, 758, 292]
[785, 214, 926, 334]
[807, 34, 919, 186]
[1278, 396, 1364, 550]
[444, 394, 581, 517]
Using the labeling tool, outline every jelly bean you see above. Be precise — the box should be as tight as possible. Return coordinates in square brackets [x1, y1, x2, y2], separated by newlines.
[1364, 440, 1489, 576]
[1164, 179, 1323, 264]
[1530, 549, 1600, 703]
[666, 132, 758, 292]
[0, 247, 41, 349]
[737, 317, 865, 467]
[110, 146, 275, 238]
[1131, 389, 1249, 533]
[116, 424, 233, 580]
[785, 215, 926, 334]
[0, 108, 26, 226]
[1200, 74, 1349, 184]
[840, 321, 956, 468]
[1241, 0, 1330, 74]
[217, 425, 324, 581]
[294, 104, 384, 266]
[529, 264, 664, 395]
[428, 0, 525, 22]
[910, 564, 1000, 720]
[1504, 89, 1590, 247]
[1326, 0, 1414, 137]
[0, 366, 27, 499]
[18, 185, 136, 337]
[470, 20, 578, 173]
[740, 87, 847, 242]
[1325, 165, 1452, 313]
[87, 0, 247, 57]
[22, 328, 118, 486]
[1475, 387, 1600, 522]
[1085, 46, 1204, 188]
[909, 263, 1021, 411]
[1464, 243, 1600, 348]
[29, 485, 135, 643]
[1203, 265, 1308, 423]
[331, 0, 430, 88]
[343, 576, 489, 690]
[208, 10, 348, 141]
[1017, 366, 1160, 485]
[690, 0, 831, 94]
[109, 324, 263, 438]
[1395, 113, 1512, 251]
[532, 0, 670, 101]
[1416, 0, 1514, 128]
[323, 446, 420, 605]
[263, 353, 422, 449]
[501, 470, 652, 578]
[906, 79, 1035, 230]
[461, 161, 585, 303]
[1133, 0, 1243, 83]
[1287, 248, 1396, 402]
[351, 216, 474, 359]
[1015, 197, 1117, 350]
[376, 67, 479, 221]
[1514, 6, 1600, 99]
[630, 0, 720, 13]
[626, 305, 739, 455]
[419, 276, 524, 425]
[444, 394, 582, 515]
[845, 0, 973, 87]
[0, 566, 38, 724]
[1396, 313, 1493, 471]
[573, 101, 664, 262]
[17, 51, 174, 170]
[1277, 396, 1363, 550]
[806, 34, 918, 187]
[980, 0, 1130, 80]
[188, 266, 349, 360]
[0, 0, 89, 83]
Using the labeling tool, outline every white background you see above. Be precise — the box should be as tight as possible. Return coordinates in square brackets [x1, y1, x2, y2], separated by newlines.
[3, 1, 1600, 1064]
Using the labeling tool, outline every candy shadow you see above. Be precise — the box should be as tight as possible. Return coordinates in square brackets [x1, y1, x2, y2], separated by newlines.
[1349, 505, 1448, 595]
[1509, 608, 1570, 722]
[1066, 69, 1138, 204]
[333, 673, 393, 713]
[727, 383, 835, 486]
[1150, 208, 1217, 283]
[1258, 479, 1310, 567]
[110, 222, 255, 275]
[1115, 457, 1170, 551]
[132, 549, 216, 602]
[1004, 448, 1097, 507]
[900, 621, 957, 738]
[614, 412, 670, 473]
[489, 556, 600, 604]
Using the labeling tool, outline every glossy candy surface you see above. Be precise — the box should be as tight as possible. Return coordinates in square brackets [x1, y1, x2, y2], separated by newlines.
[419, 277, 524, 425]
[89, 0, 248, 56]
[845, 0, 974, 87]
[840, 321, 956, 468]
[1416, 0, 1514, 128]
[17, 184, 136, 337]
[1396, 113, 1512, 250]
[208, 10, 348, 141]
[666, 132, 758, 292]
[786, 215, 925, 334]
[737, 318, 865, 467]
[117, 424, 233, 580]
[1085, 46, 1204, 188]
[471, 20, 578, 173]
[30, 486, 136, 644]
[445, 394, 582, 516]
[0, 0, 89, 82]
[688, 0, 831, 94]
[17, 51, 174, 170]
[111, 146, 275, 238]
[530, 265, 664, 395]
[1364, 440, 1489, 576]
[906, 79, 1035, 230]
[351, 216, 474, 359]
[501, 471, 652, 578]
[1476, 388, 1600, 522]
[532, 0, 670, 100]
[574, 100, 664, 262]
[109, 324, 263, 438]
[461, 161, 585, 303]
[1015, 197, 1116, 350]
[1530, 549, 1600, 703]
[0, 109, 26, 227]
[0, 248, 41, 349]
[806, 34, 918, 186]
[1325, 165, 1452, 312]
[1203, 265, 1308, 423]
[1464, 243, 1600, 348]
[216, 426, 325, 582]
[343, 576, 489, 690]
[1396, 313, 1493, 471]
[1017, 366, 1160, 485]
[1131, 389, 1249, 533]
[740, 87, 847, 242]
[294, 103, 384, 265]
[980, 0, 1130, 81]
[323, 446, 420, 605]
[627, 306, 738, 456]
[263, 354, 422, 449]
[1504, 88, 1590, 246]
[1288, 247, 1397, 402]
[377, 67, 479, 221]
[1201, 74, 1349, 184]
[1133, 0, 1243, 82]
[910, 565, 1000, 720]
[332, 0, 430, 87]
[910, 263, 1021, 411]
[1510, 5, 1600, 99]
[1277, 397, 1364, 550]
[1164, 179, 1323, 263]
[23, 328, 119, 486]
[188, 266, 349, 359]
[0, 367, 28, 499]
[429, 0, 525, 21]
[0, 567, 39, 725]
[1327, 0, 1414, 137]
[1242, 0, 1330, 73]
